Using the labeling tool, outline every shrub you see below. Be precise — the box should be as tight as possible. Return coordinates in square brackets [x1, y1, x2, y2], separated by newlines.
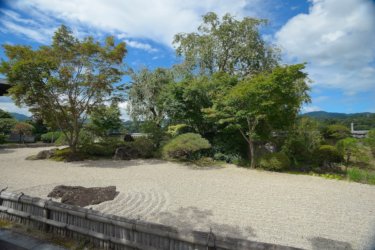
[347, 168, 375, 185]
[132, 137, 154, 158]
[41, 131, 62, 143]
[162, 133, 211, 160]
[258, 152, 290, 171]
[313, 145, 343, 168]
[0, 134, 7, 144]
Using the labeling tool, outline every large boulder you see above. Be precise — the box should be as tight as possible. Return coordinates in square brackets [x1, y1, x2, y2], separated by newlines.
[26, 148, 57, 160]
[48, 185, 118, 207]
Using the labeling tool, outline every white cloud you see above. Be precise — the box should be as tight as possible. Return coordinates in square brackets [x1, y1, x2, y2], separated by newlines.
[3, 0, 264, 46]
[0, 97, 31, 116]
[301, 105, 321, 113]
[276, 0, 375, 94]
[118, 101, 129, 121]
[124, 39, 158, 53]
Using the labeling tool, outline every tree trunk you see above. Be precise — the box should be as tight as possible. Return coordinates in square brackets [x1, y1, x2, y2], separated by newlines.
[248, 138, 255, 168]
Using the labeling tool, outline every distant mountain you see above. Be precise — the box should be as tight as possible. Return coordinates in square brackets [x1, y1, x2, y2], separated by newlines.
[10, 112, 30, 121]
[302, 111, 374, 119]
[302, 111, 375, 130]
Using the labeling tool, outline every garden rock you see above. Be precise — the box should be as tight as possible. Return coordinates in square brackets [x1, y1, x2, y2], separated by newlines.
[48, 185, 118, 207]
[26, 148, 57, 160]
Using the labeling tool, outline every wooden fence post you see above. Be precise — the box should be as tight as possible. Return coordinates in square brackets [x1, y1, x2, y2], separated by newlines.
[43, 200, 51, 232]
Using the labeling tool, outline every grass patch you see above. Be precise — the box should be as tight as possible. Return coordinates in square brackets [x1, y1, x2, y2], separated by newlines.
[347, 168, 375, 185]
[0, 219, 12, 228]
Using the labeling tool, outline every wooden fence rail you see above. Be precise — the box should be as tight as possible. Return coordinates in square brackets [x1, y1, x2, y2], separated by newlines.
[0, 191, 299, 250]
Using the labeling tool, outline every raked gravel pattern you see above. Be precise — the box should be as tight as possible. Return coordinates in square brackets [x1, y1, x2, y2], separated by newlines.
[0, 147, 375, 250]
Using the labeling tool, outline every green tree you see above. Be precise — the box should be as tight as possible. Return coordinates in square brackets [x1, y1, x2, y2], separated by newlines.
[1, 25, 126, 152]
[86, 103, 123, 137]
[0, 109, 12, 119]
[174, 12, 279, 77]
[127, 68, 172, 127]
[336, 138, 366, 171]
[365, 129, 375, 156]
[163, 72, 237, 134]
[282, 117, 322, 166]
[11, 122, 34, 143]
[323, 124, 351, 141]
[0, 118, 17, 134]
[207, 64, 310, 167]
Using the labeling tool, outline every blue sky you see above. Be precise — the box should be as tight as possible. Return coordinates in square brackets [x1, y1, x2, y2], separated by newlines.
[0, 0, 374, 118]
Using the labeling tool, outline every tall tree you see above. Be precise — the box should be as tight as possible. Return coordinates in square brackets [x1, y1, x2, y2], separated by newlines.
[127, 68, 173, 127]
[174, 12, 279, 78]
[205, 64, 310, 167]
[1, 25, 126, 152]
[86, 103, 123, 137]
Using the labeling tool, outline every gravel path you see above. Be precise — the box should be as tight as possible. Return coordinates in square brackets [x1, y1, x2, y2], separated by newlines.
[0, 147, 374, 249]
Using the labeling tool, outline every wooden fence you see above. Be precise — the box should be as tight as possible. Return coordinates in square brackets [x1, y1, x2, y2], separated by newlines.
[0, 190, 300, 250]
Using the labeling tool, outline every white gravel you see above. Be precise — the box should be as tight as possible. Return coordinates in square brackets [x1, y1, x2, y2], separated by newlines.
[0, 147, 374, 249]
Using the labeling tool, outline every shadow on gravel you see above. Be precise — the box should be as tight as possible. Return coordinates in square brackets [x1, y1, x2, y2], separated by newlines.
[0, 149, 15, 154]
[157, 206, 256, 239]
[68, 159, 166, 168]
[310, 237, 353, 250]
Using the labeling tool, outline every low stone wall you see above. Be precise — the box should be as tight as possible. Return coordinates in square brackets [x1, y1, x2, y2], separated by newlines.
[0, 191, 300, 250]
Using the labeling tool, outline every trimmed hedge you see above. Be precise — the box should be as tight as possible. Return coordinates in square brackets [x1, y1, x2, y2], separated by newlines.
[314, 145, 343, 168]
[162, 133, 211, 160]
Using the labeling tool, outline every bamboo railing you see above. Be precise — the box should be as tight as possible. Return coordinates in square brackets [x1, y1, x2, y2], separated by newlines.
[0, 190, 299, 250]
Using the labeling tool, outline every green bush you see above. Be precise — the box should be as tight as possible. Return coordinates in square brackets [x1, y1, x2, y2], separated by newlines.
[313, 145, 343, 168]
[41, 132, 62, 143]
[132, 137, 155, 158]
[79, 137, 154, 159]
[0, 134, 7, 144]
[258, 152, 290, 171]
[347, 168, 375, 185]
[162, 133, 211, 160]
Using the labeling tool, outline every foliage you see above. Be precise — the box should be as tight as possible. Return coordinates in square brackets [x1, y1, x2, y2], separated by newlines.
[139, 121, 165, 147]
[132, 137, 155, 158]
[127, 68, 172, 126]
[86, 103, 123, 137]
[11, 122, 34, 143]
[323, 124, 351, 140]
[347, 168, 375, 185]
[302, 111, 375, 131]
[258, 152, 290, 171]
[0, 118, 17, 134]
[167, 124, 191, 137]
[282, 117, 322, 166]
[162, 133, 211, 160]
[163, 72, 237, 134]
[336, 138, 368, 168]
[365, 129, 375, 156]
[41, 131, 62, 143]
[1, 25, 126, 152]
[0, 134, 6, 144]
[313, 145, 343, 168]
[207, 64, 310, 167]
[174, 12, 279, 78]
[51, 147, 87, 162]
[0, 109, 12, 119]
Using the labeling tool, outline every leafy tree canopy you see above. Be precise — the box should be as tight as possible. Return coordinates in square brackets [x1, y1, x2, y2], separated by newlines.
[173, 12, 279, 78]
[0, 25, 126, 152]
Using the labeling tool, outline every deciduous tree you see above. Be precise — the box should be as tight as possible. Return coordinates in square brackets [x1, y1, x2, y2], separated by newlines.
[1, 25, 126, 152]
